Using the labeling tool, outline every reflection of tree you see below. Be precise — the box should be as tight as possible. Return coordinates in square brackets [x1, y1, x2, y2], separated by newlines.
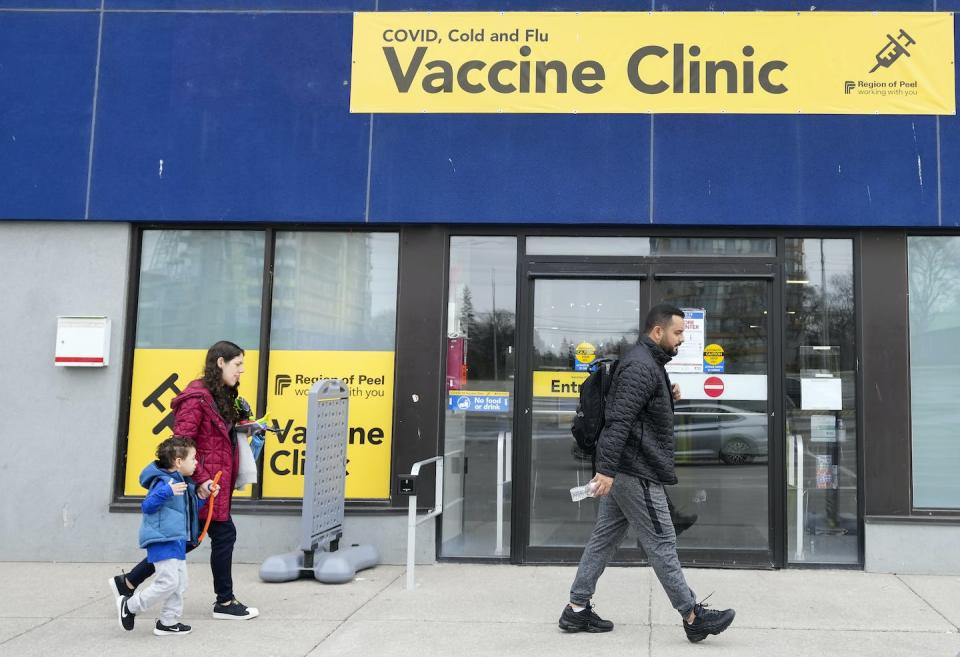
[827, 274, 856, 370]
[467, 309, 516, 381]
[459, 285, 516, 381]
[664, 280, 767, 373]
[909, 238, 960, 329]
[533, 333, 635, 370]
[784, 241, 858, 372]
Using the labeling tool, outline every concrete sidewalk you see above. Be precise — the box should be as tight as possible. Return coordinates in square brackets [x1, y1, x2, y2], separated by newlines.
[0, 562, 957, 657]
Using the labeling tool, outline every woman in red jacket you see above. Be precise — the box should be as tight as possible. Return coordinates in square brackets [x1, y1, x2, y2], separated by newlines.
[110, 341, 259, 621]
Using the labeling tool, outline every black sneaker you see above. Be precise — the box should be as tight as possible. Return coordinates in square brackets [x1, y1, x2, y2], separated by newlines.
[154, 620, 192, 636]
[558, 603, 614, 633]
[108, 574, 135, 599]
[116, 595, 135, 631]
[212, 599, 260, 620]
[683, 600, 735, 643]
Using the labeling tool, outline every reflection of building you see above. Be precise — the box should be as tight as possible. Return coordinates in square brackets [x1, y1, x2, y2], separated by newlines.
[271, 234, 374, 349]
[138, 230, 264, 348]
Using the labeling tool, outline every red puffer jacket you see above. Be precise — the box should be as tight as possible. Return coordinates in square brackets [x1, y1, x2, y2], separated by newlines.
[171, 379, 237, 522]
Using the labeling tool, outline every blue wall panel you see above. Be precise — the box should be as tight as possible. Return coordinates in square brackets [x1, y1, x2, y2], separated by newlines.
[369, 114, 650, 223]
[935, 1, 959, 227]
[379, 1, 654, 9]
[654, 115, 938, 226]
[104, 1, 370, 9]
[654, 0, 933, 8]
[90, 12, 368, 222]
[0, 5, 955, 226]
[0, 1, 97, 7]
[0, 12, 98, 219]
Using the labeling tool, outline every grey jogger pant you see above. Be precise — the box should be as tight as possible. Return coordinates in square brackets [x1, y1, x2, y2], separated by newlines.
[570, 475, 697, 617]
[127, 558, 188, 625]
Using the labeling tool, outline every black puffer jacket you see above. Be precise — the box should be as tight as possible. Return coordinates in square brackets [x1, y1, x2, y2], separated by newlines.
[595, 336, 677, 485]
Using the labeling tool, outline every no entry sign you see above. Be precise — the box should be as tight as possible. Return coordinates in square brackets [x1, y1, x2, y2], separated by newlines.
[704, 376, 725, 398]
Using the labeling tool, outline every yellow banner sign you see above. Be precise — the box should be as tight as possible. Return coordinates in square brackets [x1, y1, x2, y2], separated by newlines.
[263, 351, 394, 500]
[533, 371, 589, 398]
[124, 349, 260, 498]
[124, 349, 394, 501]
[351, 12, 955, 115]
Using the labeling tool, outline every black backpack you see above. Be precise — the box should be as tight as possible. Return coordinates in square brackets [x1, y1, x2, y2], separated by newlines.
[571, 358, 619, 458]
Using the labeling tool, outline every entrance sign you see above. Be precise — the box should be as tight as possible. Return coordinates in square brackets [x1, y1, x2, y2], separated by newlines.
[533, 370, 589, 398]
[351, 12, 955, 115]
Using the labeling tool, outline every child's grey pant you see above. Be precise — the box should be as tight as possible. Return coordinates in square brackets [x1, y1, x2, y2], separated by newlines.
[127, 558, 188, 625]
[570, 475, 697, 617]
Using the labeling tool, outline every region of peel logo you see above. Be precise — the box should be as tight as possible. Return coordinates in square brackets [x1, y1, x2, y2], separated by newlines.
[844, 81, 856, 94]
[274, 374, 292, 396]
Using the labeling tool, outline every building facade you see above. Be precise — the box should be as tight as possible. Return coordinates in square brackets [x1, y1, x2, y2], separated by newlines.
[1, 1, 959, 573]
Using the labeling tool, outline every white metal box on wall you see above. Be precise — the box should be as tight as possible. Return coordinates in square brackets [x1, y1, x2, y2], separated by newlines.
[55, 316, 111, 367]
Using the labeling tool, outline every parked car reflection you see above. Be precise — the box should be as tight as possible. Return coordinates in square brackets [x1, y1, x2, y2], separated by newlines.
[564, 400, 767, 466]
[674, 401, 768, 465]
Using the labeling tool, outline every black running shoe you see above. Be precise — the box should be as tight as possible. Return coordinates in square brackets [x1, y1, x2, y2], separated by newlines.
[683, 600, 735, 643]
[212, 599, 260, 620]
[108, 574, 135, 599]
[558, 603, 614, 633]
[116, 595, 135, 631]
[154, 620, 192, 636]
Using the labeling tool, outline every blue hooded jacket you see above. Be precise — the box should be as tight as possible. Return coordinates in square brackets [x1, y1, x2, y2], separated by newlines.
[138, 462, 204, 562]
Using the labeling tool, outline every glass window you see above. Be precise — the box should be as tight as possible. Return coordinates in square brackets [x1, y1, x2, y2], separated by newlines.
[441, 237, 517, 557]
[908, 236, 960, 509]
[784, 239, 858, 564]
[263, 232, 399, 500]
[136, 230, 264, 348]
[526, 236, 650, 256]
[525, 236, 775, 257]
[651, 237, 775, 257]
[123, 230, 265, 497]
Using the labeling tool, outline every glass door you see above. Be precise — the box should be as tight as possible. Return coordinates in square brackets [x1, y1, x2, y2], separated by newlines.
[651, 271, 774, 564]
[526, 275, 643, 552]
[517, 263, 776, 566]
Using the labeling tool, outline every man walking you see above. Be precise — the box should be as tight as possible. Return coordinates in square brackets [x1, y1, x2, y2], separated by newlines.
[558, 304, 736, 644]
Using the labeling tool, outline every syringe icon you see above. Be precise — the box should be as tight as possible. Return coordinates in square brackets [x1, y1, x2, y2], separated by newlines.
[869, 29, 916, 74]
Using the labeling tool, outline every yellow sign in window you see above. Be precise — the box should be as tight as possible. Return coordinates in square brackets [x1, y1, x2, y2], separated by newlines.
[533, 371, 590, 398]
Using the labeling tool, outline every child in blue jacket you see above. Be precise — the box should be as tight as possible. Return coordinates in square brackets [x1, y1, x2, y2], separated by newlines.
[116, 436, 216, 635]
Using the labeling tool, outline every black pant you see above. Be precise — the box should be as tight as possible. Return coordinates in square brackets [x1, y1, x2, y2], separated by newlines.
[128, 517, 237, 604]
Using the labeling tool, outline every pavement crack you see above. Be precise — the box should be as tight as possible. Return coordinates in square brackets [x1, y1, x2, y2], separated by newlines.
[0, 592, 112, 647]
[304, 569, 406, 656]
[895, 574, 959, 633]
[0, 618, 54, 647]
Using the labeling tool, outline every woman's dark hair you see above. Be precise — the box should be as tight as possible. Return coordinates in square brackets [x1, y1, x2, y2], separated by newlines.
[156, 436, 196, 469]
[202, 340, 244, 424]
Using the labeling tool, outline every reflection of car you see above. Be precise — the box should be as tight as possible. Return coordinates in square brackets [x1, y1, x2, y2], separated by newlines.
[673, 402, 768, 465]
[567, 402, 768, 466]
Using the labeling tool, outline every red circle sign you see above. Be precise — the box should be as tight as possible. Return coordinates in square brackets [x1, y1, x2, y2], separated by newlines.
[704, 376, 725, 398]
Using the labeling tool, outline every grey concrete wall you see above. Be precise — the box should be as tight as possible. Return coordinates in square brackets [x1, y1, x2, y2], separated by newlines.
[0, 221, 133, 560]
[0, 221, 434, 565]
[865, 521, 960, 575]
